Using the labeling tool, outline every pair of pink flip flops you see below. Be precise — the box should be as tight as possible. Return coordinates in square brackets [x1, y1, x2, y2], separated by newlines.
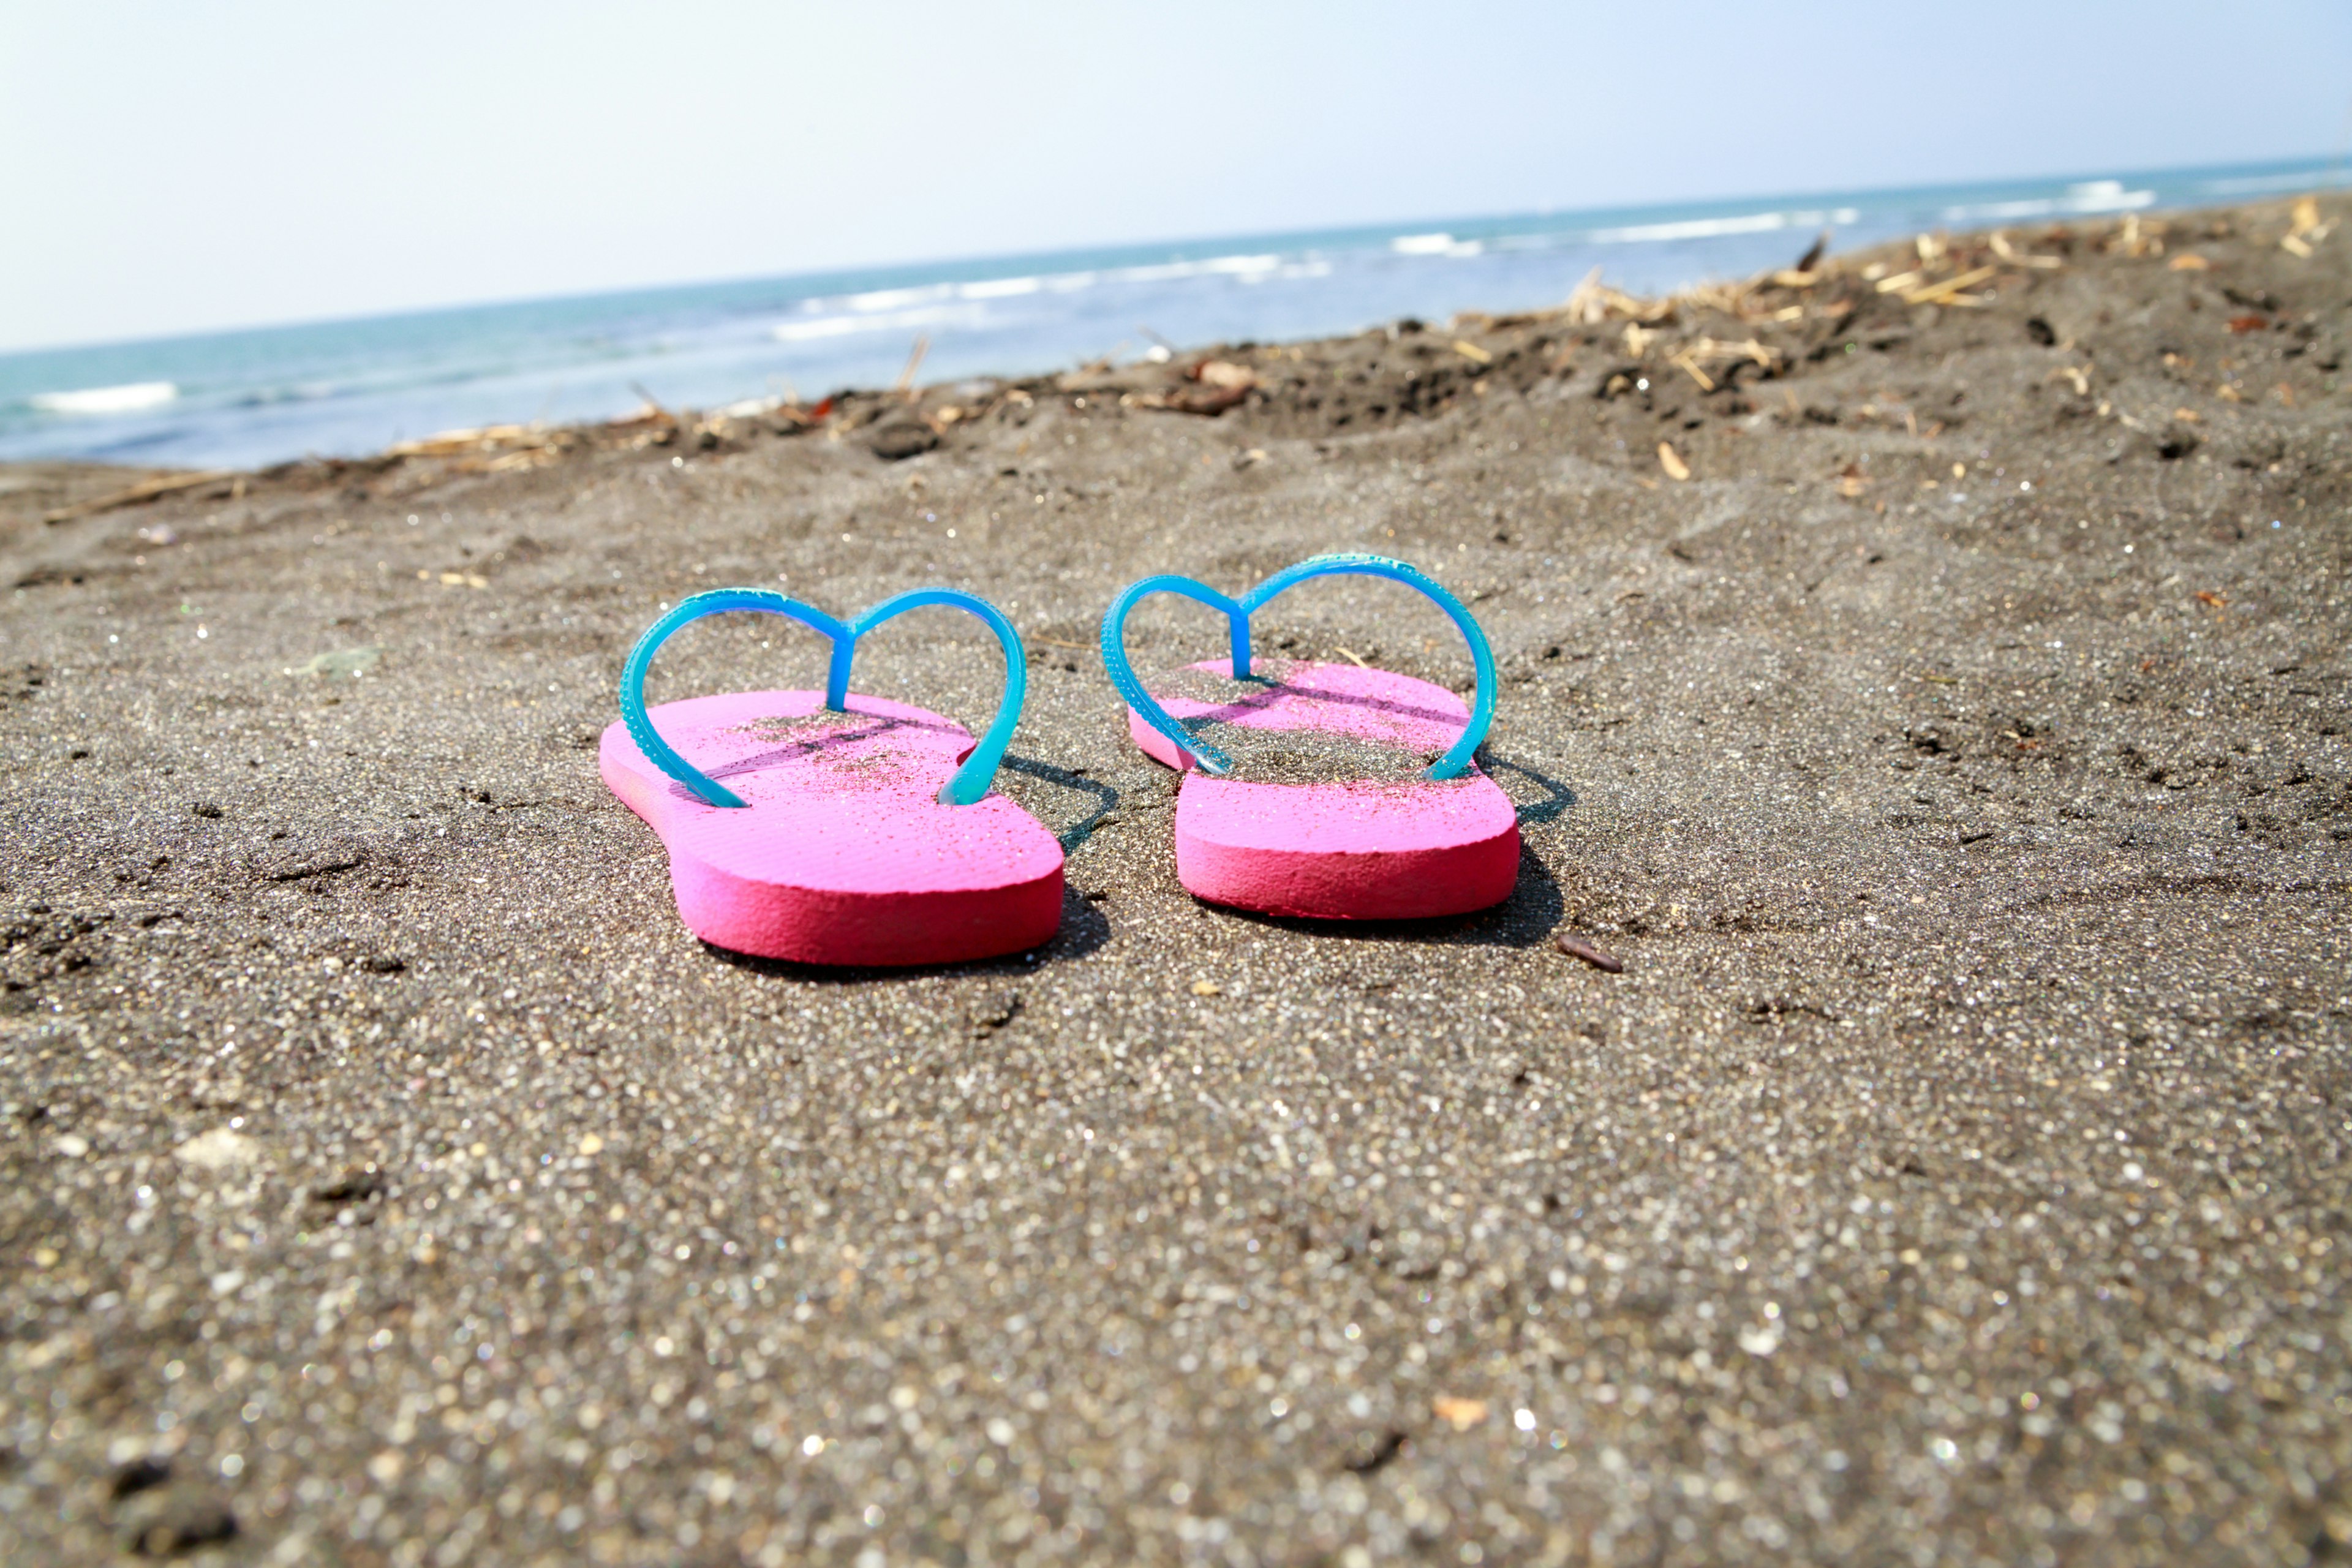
[599, 556, 1520, 967]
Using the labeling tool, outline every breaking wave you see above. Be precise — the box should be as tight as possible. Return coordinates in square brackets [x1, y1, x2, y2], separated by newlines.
[28, 380, 178, 416]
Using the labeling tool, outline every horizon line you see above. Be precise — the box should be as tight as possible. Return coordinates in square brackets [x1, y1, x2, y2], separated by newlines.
[4, 149, 2342, 362]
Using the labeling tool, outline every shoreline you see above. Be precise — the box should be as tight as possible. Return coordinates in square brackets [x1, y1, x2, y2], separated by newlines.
[3, 192, 2336, 505]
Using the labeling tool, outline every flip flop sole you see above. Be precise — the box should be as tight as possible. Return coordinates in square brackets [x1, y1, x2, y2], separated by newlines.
[1127, 660, 1520, 919]
[602, 689, 1064, 965]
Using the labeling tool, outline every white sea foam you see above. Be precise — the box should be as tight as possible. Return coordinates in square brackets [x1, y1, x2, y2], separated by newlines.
[772, 249, 1315, 347]
[1111, 254, 1284, 285]
[30, 380, 178, 416]
[1589, 208, 1857, 244]
[1943, 182, 2154, 222]
[1390, 233, 1487, 258]
[772, 303, 989, 344]
[960, 275, 1044, 300]
[811, 254, 1287, 320]
[843, 284, 956, 314]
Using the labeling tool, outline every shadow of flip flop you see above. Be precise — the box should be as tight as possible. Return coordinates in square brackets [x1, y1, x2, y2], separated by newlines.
[1481, 753, 1578, 826]
[997, 753, 1123, 854]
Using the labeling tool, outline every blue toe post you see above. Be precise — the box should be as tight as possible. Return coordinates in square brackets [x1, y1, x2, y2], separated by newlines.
[619, 587, 1028, 808]
[1098, 553, 1498, 780]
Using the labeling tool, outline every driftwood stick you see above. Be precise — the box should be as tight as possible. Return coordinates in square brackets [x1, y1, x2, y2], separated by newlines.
[42, 469, 236, 526]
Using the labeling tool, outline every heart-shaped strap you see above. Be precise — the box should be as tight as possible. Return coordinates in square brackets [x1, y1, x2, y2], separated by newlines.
[1099, 553, 1496, 780]
[618, 587, 1028, 808]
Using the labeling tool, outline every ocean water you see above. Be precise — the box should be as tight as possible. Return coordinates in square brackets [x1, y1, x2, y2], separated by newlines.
[2, 157, 2340, 472]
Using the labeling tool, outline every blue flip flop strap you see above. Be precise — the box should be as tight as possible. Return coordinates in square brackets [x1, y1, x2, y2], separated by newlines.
[1099, 553, 1498, 781]
[618, 587, 1028, 809]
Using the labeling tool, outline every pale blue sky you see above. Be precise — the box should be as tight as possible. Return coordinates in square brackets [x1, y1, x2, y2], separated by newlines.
[4, 1, 2346, 352]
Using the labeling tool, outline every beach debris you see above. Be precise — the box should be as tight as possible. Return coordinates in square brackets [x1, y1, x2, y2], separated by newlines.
[388, 424, 539, 459]
[1431, 1396, 1490, 1431]
[1662, 335, 1777, 390]
[1986, 231, 2065, 269]
[285, 646, 380, 680]
[1452, 339, 1493, 364]
[109, 1457, 173, 1501]
[42, 469, 236, 526]
[1189, 979, 1220, 997]
[867, 417, 940, 461]
[1342, 1429, 1409, 1474]
[1562, 265, 1608, 323]
[1555, 933, 1623, 972]
[175, 1127, 260, 1171]
[1129, 358, 1256, 415]
[894, 336, 930, 398]
[1657, 442, 1691, 481]
[2282, 195, 2329, 257]
[968, 992, 1023, 1036]
[1564, 266, 1677, 326]
[1890, 265, 1999, 307]
[380, 421, 579, 469]
[2168, 253, 2212, 271]
[118, 1486, 238, 1557]
[307, 1168, 387, 1206]
[1793, 230, 1831, 273]
[717, 393, 786, 419]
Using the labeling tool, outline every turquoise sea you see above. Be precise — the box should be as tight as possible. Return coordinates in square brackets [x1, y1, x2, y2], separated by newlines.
[1, 157, 2340, 471]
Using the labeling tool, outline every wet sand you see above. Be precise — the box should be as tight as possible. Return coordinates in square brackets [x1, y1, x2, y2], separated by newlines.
[2, 196, 2348, 1565]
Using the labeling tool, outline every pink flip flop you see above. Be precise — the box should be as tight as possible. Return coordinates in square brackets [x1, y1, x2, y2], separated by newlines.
[601, 587, 1063, 966]
[1101, 554, 1520, 919]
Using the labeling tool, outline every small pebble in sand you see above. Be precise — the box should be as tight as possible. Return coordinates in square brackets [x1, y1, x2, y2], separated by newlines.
[1554, 933, 1624, 972]
[1433, 1395, 1490, 1431]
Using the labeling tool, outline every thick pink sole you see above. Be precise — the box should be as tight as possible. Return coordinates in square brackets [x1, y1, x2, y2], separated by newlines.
[601, 690, 1063, 966]
[1128, 660, 1520, 920]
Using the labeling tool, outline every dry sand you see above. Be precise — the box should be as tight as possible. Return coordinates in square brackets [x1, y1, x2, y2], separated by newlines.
[2, 197, 2348, 1565]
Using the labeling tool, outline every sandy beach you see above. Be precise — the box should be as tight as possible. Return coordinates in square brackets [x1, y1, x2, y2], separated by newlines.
[2, 195, 2347, 1565]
